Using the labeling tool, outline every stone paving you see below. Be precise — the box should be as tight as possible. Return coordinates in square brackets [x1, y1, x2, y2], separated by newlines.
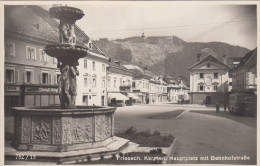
[114, 103, 257, 165]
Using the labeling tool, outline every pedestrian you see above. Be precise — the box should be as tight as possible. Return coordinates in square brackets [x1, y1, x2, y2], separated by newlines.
[216, 102, 220, 113]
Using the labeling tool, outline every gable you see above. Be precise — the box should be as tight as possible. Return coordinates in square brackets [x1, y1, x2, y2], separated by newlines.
[193, 61, 227, 70]
[189, 54, 229, 70]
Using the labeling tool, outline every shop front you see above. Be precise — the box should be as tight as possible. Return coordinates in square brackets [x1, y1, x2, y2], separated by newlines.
[108, 92, 129, 107]
[5, 84, 21, 115]
[21, 84, 60, 107]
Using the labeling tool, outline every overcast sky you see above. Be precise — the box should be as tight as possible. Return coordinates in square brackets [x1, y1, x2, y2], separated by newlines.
[42, 2, 257, 49]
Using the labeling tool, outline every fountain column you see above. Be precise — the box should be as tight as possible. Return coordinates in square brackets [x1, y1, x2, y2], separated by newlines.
[45, 6, 88, 109]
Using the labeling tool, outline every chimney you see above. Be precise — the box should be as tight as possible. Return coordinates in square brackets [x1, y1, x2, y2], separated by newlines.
[231, 57, 241, 68]
[197, 53, 201, 62]
[115, 61, 120, 66]
[222, 55, 227, 65]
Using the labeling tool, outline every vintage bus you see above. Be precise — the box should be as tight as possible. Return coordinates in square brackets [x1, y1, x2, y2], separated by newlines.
[228, 90, 256, 116]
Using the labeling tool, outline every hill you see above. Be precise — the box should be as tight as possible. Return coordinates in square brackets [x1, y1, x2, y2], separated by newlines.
[94, 36, 250, 79]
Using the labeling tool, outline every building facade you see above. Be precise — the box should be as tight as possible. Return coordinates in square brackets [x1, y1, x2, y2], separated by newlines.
[4, 6, 62, 113]
[189, 54, 230, 104]
[124, 65, 151, 104]
[76, 50, 109, 106]
[230, 48, 257, 92]
[107, 59, 135, 106]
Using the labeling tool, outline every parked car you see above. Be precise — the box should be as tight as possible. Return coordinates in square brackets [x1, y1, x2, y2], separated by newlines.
[228, 91, 256, 116]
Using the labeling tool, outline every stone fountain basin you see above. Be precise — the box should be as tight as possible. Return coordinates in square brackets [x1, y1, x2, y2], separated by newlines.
[11, 106, 116, 152]
[50, 6, 85, 20]
[44, 44, 88, 60]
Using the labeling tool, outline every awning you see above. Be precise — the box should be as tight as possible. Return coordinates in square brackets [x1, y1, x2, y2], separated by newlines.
[108, 93, 129, 100]
[127, 93, 139, 99]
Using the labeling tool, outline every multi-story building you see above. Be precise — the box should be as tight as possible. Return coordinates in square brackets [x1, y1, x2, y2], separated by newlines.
[148, 78, 158, 103]
[188, 54, 230, 104]
[230, 48, 257, 93]
[106, 59, 135, 106]
[155, 76, 168, 102]
[123, 65, 151, 104]
[4, 5, 62, 113]
[76, 42, 110, 106]
[164, 76, 189, 103]
[4, 5, 112, 111]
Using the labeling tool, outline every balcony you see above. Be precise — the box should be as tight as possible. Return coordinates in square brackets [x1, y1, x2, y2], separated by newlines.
[119, 85, 131, 92]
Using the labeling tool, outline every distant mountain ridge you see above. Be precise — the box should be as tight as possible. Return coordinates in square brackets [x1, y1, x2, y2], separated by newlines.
[94, 36, 250, 79]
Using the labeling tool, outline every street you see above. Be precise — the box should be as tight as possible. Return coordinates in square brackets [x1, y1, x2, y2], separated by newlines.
[114, 103, 257, 165]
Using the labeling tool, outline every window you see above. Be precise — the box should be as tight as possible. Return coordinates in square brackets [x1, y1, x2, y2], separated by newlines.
[108, 78, 111, 87]
[120, 78, 122, 86]
[56, 74, 61, 84]
[214, 73, 218, 79]
[114, 79, 116, 88]
[42, 72, 51, 84]
[89, 43, 92, 49]
[93, 61, 96, 70]
[92, 78, 96, 87]
[128, 80, 131, 86]
[143, 82, 145, 88]
[5, 69, 17, 83]
[229, 82, 232, 86]
[199, 73, 204, 79]
[213, 85, 218, 91]
[84, 77, 88, 87]
[5, 42, 15, 57]
[25, 70, 33, 83]
[132, 82, 136, 88]
[26, 46, 37, 60]
[84, 59, 88, 69]
[199, 85, 204, 91]
[39, 49, 48, 62]
[102, 64, 105, 72]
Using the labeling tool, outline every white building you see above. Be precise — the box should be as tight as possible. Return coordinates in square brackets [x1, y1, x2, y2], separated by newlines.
[107, 59, 135, 106]
[189, 54, 230, 104]
[76, 43, 109, 106]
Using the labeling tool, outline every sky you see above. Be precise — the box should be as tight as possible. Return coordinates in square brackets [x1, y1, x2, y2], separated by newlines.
[42, 2, 257, 50]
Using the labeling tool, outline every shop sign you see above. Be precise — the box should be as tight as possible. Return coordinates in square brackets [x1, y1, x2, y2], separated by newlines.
[5, 85, 20, 92]
[25, 87, 58, 93]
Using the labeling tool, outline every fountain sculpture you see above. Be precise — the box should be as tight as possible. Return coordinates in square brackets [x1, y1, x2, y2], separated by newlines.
[9, 6, 128, 163]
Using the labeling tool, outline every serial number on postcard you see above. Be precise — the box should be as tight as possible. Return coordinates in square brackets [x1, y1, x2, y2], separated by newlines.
[16, 154, 36, 160]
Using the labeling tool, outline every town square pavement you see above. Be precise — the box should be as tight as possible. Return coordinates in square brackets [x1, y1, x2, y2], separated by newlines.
[114, 103, 257, 165]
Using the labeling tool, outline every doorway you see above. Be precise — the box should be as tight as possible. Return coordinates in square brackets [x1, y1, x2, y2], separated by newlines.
[101, 96, 105, 106]
[83, 95, 88, 105]
[205, 95, 211, 104]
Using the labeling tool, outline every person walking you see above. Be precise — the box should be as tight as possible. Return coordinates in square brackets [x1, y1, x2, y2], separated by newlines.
[216, 102, 220, 113]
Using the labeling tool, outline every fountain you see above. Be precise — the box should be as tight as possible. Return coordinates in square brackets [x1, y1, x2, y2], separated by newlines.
[9, 5, 129, 163]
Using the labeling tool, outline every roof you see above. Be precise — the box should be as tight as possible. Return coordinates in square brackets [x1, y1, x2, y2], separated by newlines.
[107, 58, 134, 77]
[5, 5, 107, 58]
[230, 48, 257, 72]
[188, 54, 230, 70]
[123, 64, 154, 79]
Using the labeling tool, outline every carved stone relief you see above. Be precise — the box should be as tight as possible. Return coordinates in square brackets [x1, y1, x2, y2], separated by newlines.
[95, 115, 103, 141]
[103, 114, 112, 139]
[21, 116, 31, 143]
[72, 117, 93, 143]
[53, 118, 61, 144]
[32, 117, 52, 144]
[62, 117, 72, 144]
